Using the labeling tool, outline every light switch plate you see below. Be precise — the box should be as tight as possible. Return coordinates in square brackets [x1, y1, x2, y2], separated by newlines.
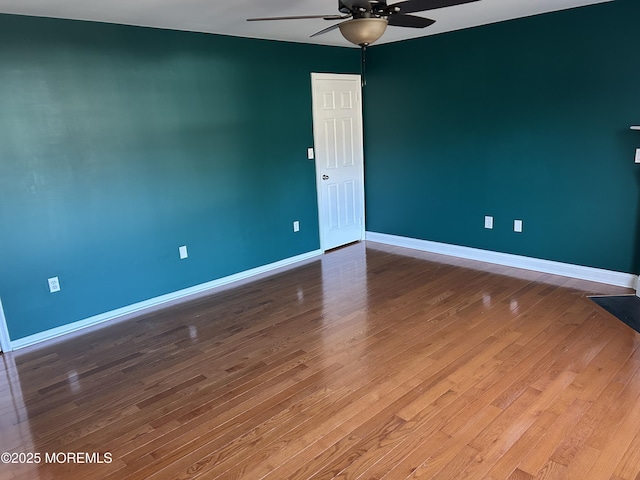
[484, 216, 493, 229]
[635, 149, 640, 164]
[514, 219, 523, 233]
[307, 147, 315, 160]
[179, 245, 188, 259]
[293, 221, 300, 232]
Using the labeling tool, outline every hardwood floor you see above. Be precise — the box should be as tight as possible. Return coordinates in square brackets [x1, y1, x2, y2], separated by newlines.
[1, 241, 639, 479]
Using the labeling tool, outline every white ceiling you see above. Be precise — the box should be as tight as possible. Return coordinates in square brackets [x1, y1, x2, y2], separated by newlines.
[0, 0, 613, 48]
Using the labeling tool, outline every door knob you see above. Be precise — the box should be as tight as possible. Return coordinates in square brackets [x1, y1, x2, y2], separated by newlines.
[322, 175, 329, 180]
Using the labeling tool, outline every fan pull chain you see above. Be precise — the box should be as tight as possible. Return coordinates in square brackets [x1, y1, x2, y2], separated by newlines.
[361, 45, 367, 87]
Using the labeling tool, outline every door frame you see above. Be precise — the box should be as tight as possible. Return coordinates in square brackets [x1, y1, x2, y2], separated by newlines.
[0, 298, 12, 352]
[311, 72, 366, 251]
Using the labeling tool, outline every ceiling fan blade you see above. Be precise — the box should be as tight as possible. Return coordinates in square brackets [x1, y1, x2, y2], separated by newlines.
[310, 22, 343, 38]
[247, 14, 346, 22]
[339, 0, 378, 12]
[388, 14, 435, 28]
[389, 0, 479, 14]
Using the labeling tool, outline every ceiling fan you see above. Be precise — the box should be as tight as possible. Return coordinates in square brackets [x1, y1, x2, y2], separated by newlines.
[247, 0, 481, 47]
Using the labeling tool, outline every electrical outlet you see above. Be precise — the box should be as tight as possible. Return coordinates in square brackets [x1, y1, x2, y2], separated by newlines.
[514, 219, 523, 233]
[48, 277, 61, 293]
[293, 221, 300, 232]
[179, 245, 188, 259]
[484, 216, 494, 229]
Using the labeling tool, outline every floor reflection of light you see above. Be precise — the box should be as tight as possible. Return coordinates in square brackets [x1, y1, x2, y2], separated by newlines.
[67, 369, 81, 393]
[297, 287, 304, 302]
[189, 326, 198, 340]
[510, 299, 519, 313]
[483, 294, 491, 308]
[320, 245, 369, 380]
[0, 353, 35, 455]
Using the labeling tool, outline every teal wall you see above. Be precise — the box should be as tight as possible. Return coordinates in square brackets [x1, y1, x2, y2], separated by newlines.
[0, 14, 358, 340]
[3, 1, 640, 343]
[364, 0, 640, 274]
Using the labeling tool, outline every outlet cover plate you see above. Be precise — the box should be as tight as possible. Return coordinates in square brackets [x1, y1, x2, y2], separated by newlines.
[293, 221, 300, 232]
[179, 245, 188, 259]
[484, 216, 494, 229]
[48, 277, 61, 293]
[514, 219, 523, 233]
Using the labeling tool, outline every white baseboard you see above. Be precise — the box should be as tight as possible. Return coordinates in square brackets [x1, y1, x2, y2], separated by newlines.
[10, 249, 323, 351]
[366, 232, 637, 289]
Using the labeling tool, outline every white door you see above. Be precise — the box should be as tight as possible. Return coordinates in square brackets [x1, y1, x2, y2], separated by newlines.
[311, 73, 365, 251]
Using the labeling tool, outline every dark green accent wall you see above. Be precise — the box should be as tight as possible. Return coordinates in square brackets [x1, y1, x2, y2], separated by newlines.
[0, 14, 358, 340]
[364, 0, 640, 274]
[3, 1, 639, 343]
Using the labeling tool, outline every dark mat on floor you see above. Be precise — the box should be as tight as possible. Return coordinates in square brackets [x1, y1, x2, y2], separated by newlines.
[590, 295, 640, 334]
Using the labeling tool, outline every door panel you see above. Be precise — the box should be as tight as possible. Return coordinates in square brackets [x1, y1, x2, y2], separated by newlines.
[312, 73, 365, 251]
[341, 118, 355, 166]
[323, 119, 338, 169]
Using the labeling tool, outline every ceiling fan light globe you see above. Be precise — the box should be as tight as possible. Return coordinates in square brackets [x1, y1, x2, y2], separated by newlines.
[338, 18, 388, 46]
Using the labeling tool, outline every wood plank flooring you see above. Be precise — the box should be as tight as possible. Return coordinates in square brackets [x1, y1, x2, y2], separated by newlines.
[1, 241, 639, 480]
